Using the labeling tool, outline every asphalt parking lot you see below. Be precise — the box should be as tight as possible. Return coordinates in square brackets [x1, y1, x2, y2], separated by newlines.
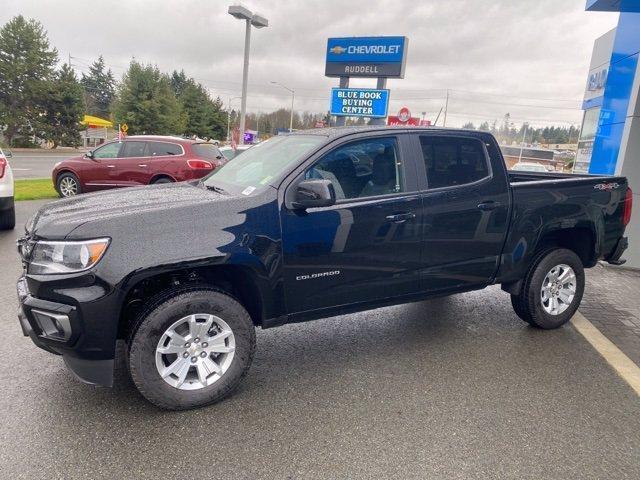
[1, 200, 640, 479]
[7, 150, 79, 179]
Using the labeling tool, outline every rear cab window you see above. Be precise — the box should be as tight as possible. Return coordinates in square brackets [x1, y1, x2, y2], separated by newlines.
[148, 142, 183, 156]
[192, 143, 222, 160]
[419, 136, 490, 189]
[119, 141, 148, 158]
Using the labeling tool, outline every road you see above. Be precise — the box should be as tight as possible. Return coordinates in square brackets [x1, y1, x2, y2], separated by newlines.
[1, 200, 639, 479]
[7, 151, 82, 179]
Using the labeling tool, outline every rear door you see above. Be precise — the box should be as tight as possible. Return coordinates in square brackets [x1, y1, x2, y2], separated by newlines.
[83, 141, 122, 191]
[280, 133, 423, 314]
[412, 133, 510, 292]
[116, 141, 151, 186]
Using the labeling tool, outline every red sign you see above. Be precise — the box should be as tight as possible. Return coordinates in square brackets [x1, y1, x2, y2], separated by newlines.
[397, 106, 411, 122]
[387, 116, 420, 126]
[315, 121, 326, 128]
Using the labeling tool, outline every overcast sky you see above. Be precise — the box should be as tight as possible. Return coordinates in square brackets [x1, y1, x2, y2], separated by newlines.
[1, 0, 619, 128]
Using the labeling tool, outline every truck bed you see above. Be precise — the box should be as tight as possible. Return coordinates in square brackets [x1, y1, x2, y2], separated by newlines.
[508, 171, 606, 184]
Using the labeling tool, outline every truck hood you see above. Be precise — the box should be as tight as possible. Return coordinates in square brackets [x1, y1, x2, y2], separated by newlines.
[26, 182, 257, 239]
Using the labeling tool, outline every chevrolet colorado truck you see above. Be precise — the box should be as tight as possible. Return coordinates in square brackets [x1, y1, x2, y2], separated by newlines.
[16, 127, 632, 410]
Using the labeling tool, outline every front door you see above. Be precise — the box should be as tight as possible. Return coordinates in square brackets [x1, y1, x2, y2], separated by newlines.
[413, 133, 510, 292]
[83, 141, 122, 192]
[280, 134, 423, 314]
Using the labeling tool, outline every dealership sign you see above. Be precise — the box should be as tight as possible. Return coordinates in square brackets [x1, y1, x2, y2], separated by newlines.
[325, 36, 408, 78]
[330, 88, 390, 117]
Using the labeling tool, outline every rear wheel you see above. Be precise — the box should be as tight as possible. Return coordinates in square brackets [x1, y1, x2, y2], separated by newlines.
[128, 287, 256, 410]
[0, 197, 15, 230]
[151, 177, 173, 185]
[511, 248, 584, 329]
[56, 172, 81, 197]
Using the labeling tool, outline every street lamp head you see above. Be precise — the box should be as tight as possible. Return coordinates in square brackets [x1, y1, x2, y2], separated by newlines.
[251, 13, 268, 28]
[228, 4, 253, 20]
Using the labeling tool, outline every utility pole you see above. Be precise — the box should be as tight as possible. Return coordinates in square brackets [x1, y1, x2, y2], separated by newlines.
[443, 89, 449, 127]
[270, 81, 295, 132]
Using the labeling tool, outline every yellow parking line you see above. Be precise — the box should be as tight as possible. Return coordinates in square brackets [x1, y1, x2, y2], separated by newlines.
[572, 311, 640, 396]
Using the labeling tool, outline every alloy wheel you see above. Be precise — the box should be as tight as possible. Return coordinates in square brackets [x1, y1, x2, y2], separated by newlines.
[540, 264, 576, 315]
[59, 177, 78, 197]
[155, 313, 236, 390]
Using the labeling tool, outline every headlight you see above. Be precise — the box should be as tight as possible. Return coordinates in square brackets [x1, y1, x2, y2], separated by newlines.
[29, 238, 110, 275]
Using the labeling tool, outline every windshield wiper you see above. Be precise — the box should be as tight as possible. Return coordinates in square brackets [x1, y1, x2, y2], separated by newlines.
[205, 184, 227, 194]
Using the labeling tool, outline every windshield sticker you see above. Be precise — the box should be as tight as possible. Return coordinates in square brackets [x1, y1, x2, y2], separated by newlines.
[242, 186, 256, 195]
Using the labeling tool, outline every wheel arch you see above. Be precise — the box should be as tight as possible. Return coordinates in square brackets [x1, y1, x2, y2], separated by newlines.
[117, 262, 273, 341]
[535, 225, 598, 267]
[149, 173, 177, 184]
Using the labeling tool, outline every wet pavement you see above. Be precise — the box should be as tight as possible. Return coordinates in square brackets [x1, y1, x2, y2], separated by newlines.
[7, 151, 79, 180]
[1, 200, 639, 479]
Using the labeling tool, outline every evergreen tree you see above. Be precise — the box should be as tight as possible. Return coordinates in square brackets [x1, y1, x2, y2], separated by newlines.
[0, 15, 57, 146]
[81, 55, 115, 119]
[112, 61, 186, 135]
[42, 63, 85, 147]
[170, 70, 227, 139]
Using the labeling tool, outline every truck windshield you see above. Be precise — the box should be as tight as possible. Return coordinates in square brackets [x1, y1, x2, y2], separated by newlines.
[203, 135, 324, 190]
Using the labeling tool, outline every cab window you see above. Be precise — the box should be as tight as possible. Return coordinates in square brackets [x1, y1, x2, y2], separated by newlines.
[305, 137, 404, 200]
[419, 136, 489, 189]
[148, 142, 183, 156]
[120, 141, 148, 158]
[92, 142, 121, 159]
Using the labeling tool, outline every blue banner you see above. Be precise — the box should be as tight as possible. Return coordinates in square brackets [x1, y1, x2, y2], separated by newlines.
[330, 88, 390, 118]
[327, 37, 406, 63]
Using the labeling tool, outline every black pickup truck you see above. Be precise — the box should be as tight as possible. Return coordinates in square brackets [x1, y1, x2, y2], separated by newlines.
[16, 127, 632, 409]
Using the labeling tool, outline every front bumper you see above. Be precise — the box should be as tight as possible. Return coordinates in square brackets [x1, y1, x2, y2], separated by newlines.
[16, 274, 118, 387]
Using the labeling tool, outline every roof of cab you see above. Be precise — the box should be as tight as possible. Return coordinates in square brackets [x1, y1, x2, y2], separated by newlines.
[289, 125, 485, 140]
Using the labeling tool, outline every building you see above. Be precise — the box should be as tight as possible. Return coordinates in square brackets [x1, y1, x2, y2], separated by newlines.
[580, 1, 640, 267]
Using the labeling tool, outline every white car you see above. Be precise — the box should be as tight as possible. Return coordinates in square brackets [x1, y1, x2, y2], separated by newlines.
[219, 144, 252, 161]
[511, 162, 548, 173]
[0, 147, 15, 230]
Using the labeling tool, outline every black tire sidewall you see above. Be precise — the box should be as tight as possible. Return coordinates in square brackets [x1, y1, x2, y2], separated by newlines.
[0, 198, 15, 230]
[56, 172, 81, 197]
[128, 288, 256, 410]
[524, 248, 585, 329]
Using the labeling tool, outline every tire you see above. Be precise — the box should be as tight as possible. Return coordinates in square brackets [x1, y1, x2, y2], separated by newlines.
[510, 293, 530, 323]
[128, 287, 256, 410]
[56, 172, 81, 197]
[152, 177, 173, 184]
[512, 248, 585, 329]
[0, 198, 15, 230]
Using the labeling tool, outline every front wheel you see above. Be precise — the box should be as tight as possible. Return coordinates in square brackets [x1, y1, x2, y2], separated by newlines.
[128, 287, 256, 410]
[56, 172, 81, 198]
[511, 248, 585, 329]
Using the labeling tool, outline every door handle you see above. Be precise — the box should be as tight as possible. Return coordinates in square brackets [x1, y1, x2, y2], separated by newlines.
[106, 165, 116, 168]
[385, 212, 416, 223]
[477, 201, 501, 211]
[138, 164, 148, 167]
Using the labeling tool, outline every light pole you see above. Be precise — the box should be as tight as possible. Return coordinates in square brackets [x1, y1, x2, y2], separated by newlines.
[270, 81, 295, 132]
[227, 96, 241, 142]
[228, 5, 268, 145]
[518, 122, 529, 163]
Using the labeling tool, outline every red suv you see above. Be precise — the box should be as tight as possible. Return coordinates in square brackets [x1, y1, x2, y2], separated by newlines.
[53, 136, 225, 197]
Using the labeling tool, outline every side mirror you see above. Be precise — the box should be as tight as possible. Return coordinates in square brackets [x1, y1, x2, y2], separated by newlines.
[4, 150, 12, 158]
[84, 150, 94, 159]
[292, 179, 336, 209]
